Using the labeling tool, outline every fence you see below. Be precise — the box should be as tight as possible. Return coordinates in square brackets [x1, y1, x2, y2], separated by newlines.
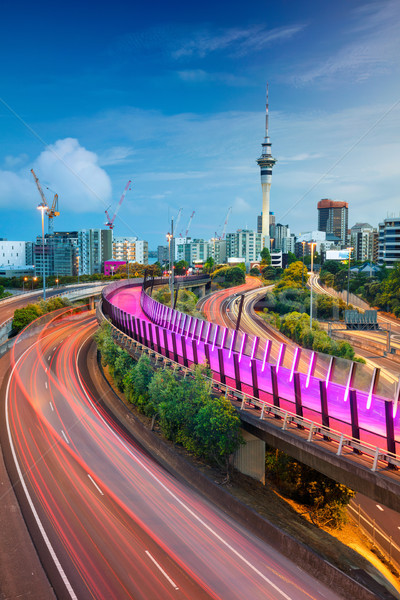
[101, 279, 400, 466]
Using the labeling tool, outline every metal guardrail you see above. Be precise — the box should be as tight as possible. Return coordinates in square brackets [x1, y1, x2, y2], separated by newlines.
[96, 300, 400, 473]
[348, 502, 400, 572]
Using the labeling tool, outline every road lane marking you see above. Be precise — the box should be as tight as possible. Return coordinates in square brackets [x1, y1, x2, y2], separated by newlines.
[53, 346, 56, 351]
[45, 367, 48, 373]
[75, 331, 294, 600]
[45, 381, 48, 389]
[48, 355, 51, 361]
[5, 337, 78, 600]
[87, 474, 104, 496]
[61, 430, 69, 445]
[49, 402, 54, 411]
[376, 505, 384, 511]
[145, 551, 179, 590]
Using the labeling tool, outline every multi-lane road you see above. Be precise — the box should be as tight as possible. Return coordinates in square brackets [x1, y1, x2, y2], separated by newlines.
[2, 306, 344, 599]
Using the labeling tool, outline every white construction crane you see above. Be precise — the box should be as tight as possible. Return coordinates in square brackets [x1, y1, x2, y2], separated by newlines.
[220, 206, 232, 240]
[105, 180, 132, 230]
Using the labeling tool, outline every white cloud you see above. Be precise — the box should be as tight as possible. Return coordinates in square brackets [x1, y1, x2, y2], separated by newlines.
[0, 138, 112, 213]
[99, 146, 135, 166]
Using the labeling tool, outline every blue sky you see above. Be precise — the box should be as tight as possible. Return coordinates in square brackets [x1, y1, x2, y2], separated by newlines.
[1, 0, 399, 249]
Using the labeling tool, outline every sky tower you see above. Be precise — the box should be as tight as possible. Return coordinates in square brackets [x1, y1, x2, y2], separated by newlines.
[256, 84, 277, 249]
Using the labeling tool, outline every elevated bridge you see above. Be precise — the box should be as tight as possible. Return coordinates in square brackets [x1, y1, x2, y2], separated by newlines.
[99, 277, 400, 511]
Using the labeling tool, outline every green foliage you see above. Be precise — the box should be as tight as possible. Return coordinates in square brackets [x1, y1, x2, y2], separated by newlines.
[174, 260, 189, 275]
[262, 265, 283, 281]
[203, 256, 215, 273]
[95, 325, 242, 474]
[287, 251, 297, 265]
[249, 267, 261, 276]
[153, 286, 204, 319]
[260, 247, 271, 265]
[0, 285, 12, 299]
[12, 297, 70, 333]
[212, 266, 245, 288]
[265, 448, 355, 528]
[273, 261, 307, 294]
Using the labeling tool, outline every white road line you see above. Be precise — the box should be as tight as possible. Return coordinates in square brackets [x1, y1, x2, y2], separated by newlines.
[45, 367, 48, 373]
[53, 346, 56, 351]
[49, 402, 54, 412]
[87, 474, 104, 496]
[61, 430, 69, 445]
[376, 505, 384, 511]
[75, 331, 294, 600]
[48, 355, 51, 361]
[145, 551, 179, 590]
[5, 337, 78, 600]
[45, 381, 48, 389]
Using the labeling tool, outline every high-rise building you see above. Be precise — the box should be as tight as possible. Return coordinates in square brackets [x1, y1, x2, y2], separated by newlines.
[378, 217, 400, 268]
[0, 241, 28, 268]
[317, 199, 349, 247]
[350, 223, 377, 262]
[256, 85, 277, 249]
[113, 236, 148, 265]
[226, 230, 262, 263]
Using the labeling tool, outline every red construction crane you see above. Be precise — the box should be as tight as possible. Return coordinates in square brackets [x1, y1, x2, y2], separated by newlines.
[184, 210, 195, 237]
[218, 206, 232, 240]
[105, 180, 132, 230]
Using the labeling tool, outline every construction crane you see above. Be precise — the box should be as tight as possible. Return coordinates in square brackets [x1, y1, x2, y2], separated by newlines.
[31, 169, 60, 234]
[175, 207, 183, 237]
[216, 207, 232, 240]
[185, 210, 195, 237]
[105, 180, 132, 230]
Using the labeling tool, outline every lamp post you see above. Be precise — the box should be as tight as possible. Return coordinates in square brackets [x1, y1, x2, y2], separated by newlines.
[55, 278, 59, 288]
[301, 241, 306, 287]
[37, 204, 47, 300]
[32, 276, 37, 290]
[346, 247, 353, 306]
[309, 242, 316, 329]
[23, 276, 28, 293]
[167, 218, 174, 307]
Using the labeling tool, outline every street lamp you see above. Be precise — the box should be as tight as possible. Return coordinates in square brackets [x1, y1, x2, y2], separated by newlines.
[346, 247, 353, 306]
[37, 204, 47, 300]
[166, 229, 174, 307]
[55, 278, 59, 288]
[309, 242, 317, 329]
[270, 238, 274, 251]
[32, 276, 37, 290]
[23, 276, 28, 292]
[301, 241, 306, 287]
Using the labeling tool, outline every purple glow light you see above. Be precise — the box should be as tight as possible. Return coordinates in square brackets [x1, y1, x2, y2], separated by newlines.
[205, 322, 212, 344]
[212, 325, 219, 351]
[220, 328, 228, 349]
[289, 347, 300, 382]
[197, 321, 205, 345]
[238, 333, 247, 363]
[249, 337, 259, 366]
[186, 317, 193, 339]
[305, 351, 316, 389]
[276, 343, 285, 374]
[261, 340, 271, 372]
[229, 330, 237, 358]
[343, 363, 355, 402]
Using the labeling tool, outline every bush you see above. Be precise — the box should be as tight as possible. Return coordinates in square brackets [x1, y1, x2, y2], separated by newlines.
[12, 297, 70, 333]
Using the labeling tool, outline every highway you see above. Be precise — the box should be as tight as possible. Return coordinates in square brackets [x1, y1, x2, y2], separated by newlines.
[3, 307, 343, 600]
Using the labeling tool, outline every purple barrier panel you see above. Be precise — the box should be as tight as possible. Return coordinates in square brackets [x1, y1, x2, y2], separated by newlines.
[190, 317, 199, 339]
[237, 353, 252, 388]
[233, 353, 241, 392]
[171, 332, 179, 362]
[196, 340, 207, 366]
[181, 315, 187, 336]
[207, 346, 220, 373]
[185, 339, 194, 365]
[220, 327, 228, 350]
[256, 360, 273, 400]
[275, 364, 296, 404]
[298, 371, 322, 412]
[218, 348, 226, 385]
[211, 325, 220, 351]
[141, 319, 149, 347]
[131, 316, 137, 340]
[185, 316, 193, 339]
[148, 322, 155, 350]
[349, 389, 361, 448]
[205, 322, 212, 344]
[326, 380, 352, 426]
[293, 373, 303, 424]
[197, 321, 205, 344]
[251, 359, 259, 399]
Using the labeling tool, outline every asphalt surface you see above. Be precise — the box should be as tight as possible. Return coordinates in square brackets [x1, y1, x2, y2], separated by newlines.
[1, 305, 347, 599]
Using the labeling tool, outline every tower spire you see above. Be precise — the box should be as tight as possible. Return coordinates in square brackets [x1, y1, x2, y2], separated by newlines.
[256, 83, 277, 249]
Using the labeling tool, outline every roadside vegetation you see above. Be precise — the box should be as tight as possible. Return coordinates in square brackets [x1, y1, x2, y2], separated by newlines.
[265, 448, 355, 528]
[12, 297, 71, 333]
[211, 265, 246, 288]
[95, 322, 243, 477]
[152, 286, 204, 319]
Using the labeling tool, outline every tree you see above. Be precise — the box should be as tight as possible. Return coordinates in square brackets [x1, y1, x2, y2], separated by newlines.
[260, 247, 271, 266]
[287, 251, 297, 265]
[174, 260, 189, 275]
[203, 257, 215, 273]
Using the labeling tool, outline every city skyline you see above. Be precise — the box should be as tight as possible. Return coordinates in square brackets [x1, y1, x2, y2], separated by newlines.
[1, 0, 399, 247]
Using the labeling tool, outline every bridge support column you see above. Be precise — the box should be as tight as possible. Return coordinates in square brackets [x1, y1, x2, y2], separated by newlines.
[233, 430, 265, 485]
[349, 389, 361, 452]
[233, 353, 241, 392]
[204, 343, 211, 368]
[171, 332, 178, 363]
[218, 348, 226, 385]
[270, 366, 280, 415]
[181, 336, 188, 367]
[251, 359, 259, 399]
[385, 399, 396, 457]
[155, 326, 162, 354]
[163, 329, 170, 359]
[192, 339, 198, 365]
[293, 373, 303, 427]
[88, 296, 95, 310]
[319, 380, 330, 439]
